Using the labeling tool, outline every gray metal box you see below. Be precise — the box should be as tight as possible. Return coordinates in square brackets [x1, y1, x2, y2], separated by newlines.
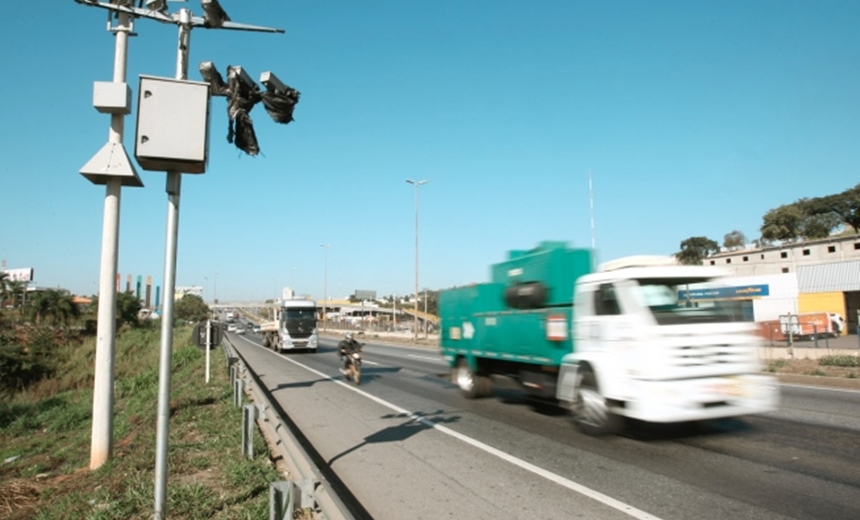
[135, 75, 210, 174]
[93, 81, 131, 114]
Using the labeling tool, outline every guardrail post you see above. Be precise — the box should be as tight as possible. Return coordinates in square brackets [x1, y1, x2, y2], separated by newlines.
[234, 378, 244, 408]
[269, 481, 294, 520]
[243, 403, 257, 459]
[295, 478, 315, 510]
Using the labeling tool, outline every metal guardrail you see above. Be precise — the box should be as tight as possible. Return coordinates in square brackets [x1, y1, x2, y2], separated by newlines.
[221, 337, 356, 520]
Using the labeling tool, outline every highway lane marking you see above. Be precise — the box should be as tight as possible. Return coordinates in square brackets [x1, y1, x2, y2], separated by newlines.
[240, 337, 662, 520]
[407, 354, 446, 363]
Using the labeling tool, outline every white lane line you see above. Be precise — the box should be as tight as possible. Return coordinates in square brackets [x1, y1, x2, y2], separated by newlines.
[243, 339, 661, 520]
[407, 354, 446, 363]
[363, 359, 380, 366]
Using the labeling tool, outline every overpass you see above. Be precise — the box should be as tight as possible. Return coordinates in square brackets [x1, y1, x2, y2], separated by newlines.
[212, 300, 438, 327]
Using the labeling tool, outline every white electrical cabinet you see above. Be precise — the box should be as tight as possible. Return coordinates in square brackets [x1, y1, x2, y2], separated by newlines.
[135, 75, 210, 174]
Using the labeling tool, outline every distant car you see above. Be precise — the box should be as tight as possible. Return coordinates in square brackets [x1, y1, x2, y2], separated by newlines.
[227, 324, 237, 332]
[235, 327, 246, 335]
[252, 325, 261, 334]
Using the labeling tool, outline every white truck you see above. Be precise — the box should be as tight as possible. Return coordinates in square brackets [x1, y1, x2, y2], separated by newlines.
[440, 243, 780, 436]
[260, 298, 319, 352]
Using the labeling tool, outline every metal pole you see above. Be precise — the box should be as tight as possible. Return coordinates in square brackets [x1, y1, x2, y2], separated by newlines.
[406, 179, 427, 342]
[90, 9, 132, 470]
[205, 319, 211, 383]
[154, 12, 191, 519]
[321, 245, 330, 331]
[214, 272, 218, 304]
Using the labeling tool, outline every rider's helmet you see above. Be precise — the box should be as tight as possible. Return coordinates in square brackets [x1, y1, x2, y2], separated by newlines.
[345, 333, 353, 341]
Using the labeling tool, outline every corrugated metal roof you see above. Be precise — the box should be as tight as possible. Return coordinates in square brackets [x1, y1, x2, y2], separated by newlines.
[798, 260, 860, 292]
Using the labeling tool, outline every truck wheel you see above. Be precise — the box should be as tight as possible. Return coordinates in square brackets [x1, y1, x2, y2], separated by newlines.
[454, 359, 492, 399]
[572, 368, 620, 436]
[262, 334, 271, 349]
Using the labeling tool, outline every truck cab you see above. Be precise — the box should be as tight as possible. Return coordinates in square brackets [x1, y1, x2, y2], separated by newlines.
[261, 299, 319, 352]
[557, 259, 779, 434]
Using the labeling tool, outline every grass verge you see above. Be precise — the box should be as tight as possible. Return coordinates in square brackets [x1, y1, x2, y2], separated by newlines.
[0, 326, 282, 520]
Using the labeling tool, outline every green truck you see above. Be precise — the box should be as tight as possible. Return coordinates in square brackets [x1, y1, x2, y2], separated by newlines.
[439, 241, 778, 435]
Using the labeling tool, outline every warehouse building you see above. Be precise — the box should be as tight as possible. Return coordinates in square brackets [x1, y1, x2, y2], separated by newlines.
[701, 235, 860, 335]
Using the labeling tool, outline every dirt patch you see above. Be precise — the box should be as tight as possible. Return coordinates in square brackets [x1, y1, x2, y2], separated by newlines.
[766, 358, 859, 378]
[0, 478, 41, 519]
[767, 358, 860, 390]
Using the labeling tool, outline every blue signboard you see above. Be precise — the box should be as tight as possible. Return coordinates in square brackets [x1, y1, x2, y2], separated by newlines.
[679, 284, 769, 300]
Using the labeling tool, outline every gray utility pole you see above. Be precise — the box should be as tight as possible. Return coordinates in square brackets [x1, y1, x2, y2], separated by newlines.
[77, 3, 145, 471]
[406, 179, 427, 342]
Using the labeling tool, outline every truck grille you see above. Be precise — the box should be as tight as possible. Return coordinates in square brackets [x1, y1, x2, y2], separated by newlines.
[671, 344, 750, 367]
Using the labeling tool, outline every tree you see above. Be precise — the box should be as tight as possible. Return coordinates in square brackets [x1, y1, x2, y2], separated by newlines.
[174, 294, 210, 324]
[723, 230, 747, 251]
[2, 280, 27, 309]
[760, 204, 805, 243]
[823, 183, 860, 234]
[92, 290, 143, 328]
[675, 236, 719, 265]
[28, 289, 80, 327]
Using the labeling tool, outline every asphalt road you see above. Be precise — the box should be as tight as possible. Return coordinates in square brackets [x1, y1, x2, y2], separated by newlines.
[228, 332, 860, 520]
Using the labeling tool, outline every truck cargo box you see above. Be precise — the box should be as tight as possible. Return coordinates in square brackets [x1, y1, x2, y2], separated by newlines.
[490, 241, 592, 306]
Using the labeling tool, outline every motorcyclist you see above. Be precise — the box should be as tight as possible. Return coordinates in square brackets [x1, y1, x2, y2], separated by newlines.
[338, 333, 362, 373]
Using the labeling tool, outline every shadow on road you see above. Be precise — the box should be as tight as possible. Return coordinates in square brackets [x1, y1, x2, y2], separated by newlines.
[622, 416, 754, 441]
[327, 410, 461, 466]
[271, 378, 333, 392]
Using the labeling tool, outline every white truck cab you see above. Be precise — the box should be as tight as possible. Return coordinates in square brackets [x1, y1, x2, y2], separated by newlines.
[557, 258, 779, 435]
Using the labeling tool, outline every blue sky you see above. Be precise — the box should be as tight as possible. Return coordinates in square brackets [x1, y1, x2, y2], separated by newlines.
[1, 1, 858, 303]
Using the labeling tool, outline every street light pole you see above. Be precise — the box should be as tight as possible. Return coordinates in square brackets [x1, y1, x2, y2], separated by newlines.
[406, 179, 427, 342]
[321, 244, 330, 331]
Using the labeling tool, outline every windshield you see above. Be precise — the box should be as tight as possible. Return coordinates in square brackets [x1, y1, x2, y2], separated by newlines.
[283, 308, 316, 320]
[631, 277, 747, 325]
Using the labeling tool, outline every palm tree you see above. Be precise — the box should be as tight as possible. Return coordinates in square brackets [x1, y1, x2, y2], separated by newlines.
[30, 290, 57, 325]
[5, 280, 27, 309]
[29, 289, 79, 327]
[0, 271, 9, 308]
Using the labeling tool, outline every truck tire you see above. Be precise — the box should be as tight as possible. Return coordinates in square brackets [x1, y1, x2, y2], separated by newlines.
[572, 368, 620, 436]
[262, 334, 271, 349]
[454, 358, 492, 399]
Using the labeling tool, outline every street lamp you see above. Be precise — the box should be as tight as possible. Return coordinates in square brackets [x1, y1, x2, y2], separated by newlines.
[406, 179, 427, 342]
[321, 244, 330, 331]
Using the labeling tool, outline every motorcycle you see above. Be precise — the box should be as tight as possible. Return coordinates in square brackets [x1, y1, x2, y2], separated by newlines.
[341, 346, 363, 385]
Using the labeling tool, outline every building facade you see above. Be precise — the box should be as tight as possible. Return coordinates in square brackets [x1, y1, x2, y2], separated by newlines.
[702, 234, 860, 334]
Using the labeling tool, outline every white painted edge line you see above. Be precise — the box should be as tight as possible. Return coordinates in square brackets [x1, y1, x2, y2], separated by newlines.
[241, 337, 662, 520]
[407, 354, 447, 364]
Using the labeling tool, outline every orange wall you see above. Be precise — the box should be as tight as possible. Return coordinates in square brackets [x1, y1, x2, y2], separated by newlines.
[798, 292, 846, 335]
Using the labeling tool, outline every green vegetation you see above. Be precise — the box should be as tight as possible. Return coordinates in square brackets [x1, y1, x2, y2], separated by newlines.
[174, 294, 211, 324]
[0, 325, 281, 519]
[819, 354, 860, 367]
[676, 182, 860, 259]
[766, 359, 787, 373]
